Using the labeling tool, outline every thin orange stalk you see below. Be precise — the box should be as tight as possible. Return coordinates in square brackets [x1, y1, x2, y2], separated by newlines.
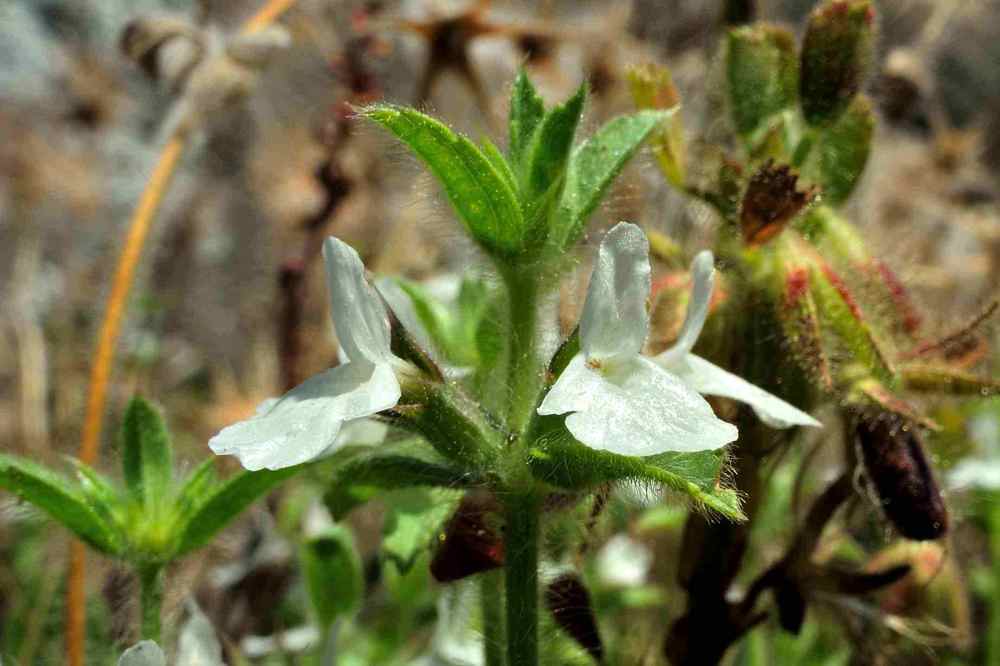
[66, 0, 298, 663]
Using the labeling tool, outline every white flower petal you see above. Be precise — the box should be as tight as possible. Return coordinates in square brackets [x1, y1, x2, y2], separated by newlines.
[596, 536, 652, 587]
[323, 237, 393, 365]
[209, 362, 400, 471]
[661, 250, 715, 365]
[336, 417, 389, 447]
[539, 354, 738, 456]
[176, 601, 224, 666]
[580, 222, 651, 362]
[118, 641, 166, 666]
[661, 354, 822, 429]
[948, 459, 1000, 491]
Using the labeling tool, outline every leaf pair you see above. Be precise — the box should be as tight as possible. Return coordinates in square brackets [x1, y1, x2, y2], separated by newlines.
[0, 397, 297, 565]
[364, 70, 671, 261]
[526, 417, 745, 521]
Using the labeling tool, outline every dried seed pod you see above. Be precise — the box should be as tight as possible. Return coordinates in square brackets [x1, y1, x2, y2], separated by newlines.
[429, 493, 503, 583]
[740, 161, 814, 246]
[226, 26, 291, 68]
[773, 580, 806, 634]
[120, 15, 204, 89]
[544, 573, 604, 663]
[855, 413, 947, 541]
[799, 0, 875, 126]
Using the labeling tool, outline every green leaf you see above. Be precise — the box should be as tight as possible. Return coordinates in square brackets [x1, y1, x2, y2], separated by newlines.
[509, 69, 546, 169]
[364, 105, 525, 255]
[554, 110, 672, 249]
[301, 525, 363, 628]
[0, 453, 122, 554]
[323, 438, 480, 520]
[120, 397, 173, 507]
[523, 84, 586, 202]
[395, 279, 455, 356]
[382, 487, 463, 572]
[480, 137, 519, 197]
[172, 459, 219, 528]
[174, 467, 298, 557]
[527, 420, 744, 520]
[726, 25, 798, 137]
[805, 95, 874, 204]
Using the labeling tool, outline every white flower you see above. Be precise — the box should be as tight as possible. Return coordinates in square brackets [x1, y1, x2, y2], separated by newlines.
[652, 251, 822, 430]
[209, 237, 402, 471]
[538, 223, 820, 457]
[596, 535, 653, 588]
[538, 223, 738, 456]
[118, 602, 223, 666]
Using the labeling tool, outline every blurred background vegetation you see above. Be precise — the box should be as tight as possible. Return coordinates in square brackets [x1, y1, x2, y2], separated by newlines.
[1, 0, 998, 663]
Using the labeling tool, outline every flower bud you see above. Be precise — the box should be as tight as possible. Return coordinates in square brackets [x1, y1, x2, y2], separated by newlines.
[726, 24, 798, 136]
[544, 573, 603, 663]
[799, 0, 875, 126]
[854, 413, 947, 541]
[429, 493, 503, 583]
[627, 64, 686, 188]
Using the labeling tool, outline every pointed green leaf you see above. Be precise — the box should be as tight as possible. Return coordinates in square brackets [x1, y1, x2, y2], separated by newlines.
[324, 438, 480, 520]
[174, 467, 298, 557]
[527, 421, 744, 520]
[726, 25, 798, 137]
[364, 105, 525, 254]
[554, 110, 672, 248]
[480, 136, 519, 197]
[509, 69, 546, 168]
[523, 84, 586, 201]
[382, 487, 463, 572]
[121, 397, 173, 507]
[395, 279, 455, 358]
[301, 525, 364, 627]
[805, 95, 874, 204]
[0, 453, 123, 554]
[172, 459, 219, 528]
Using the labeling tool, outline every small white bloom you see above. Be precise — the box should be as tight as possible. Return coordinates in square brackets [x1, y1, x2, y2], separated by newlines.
[652, 251, 822, 430]
[947, 414, 1000, 490]
[209, 237, 401, 471]
[596, 535, 653, 588]
[118, 641, 166, 666]
[176, 601, 224, 666]
[538, 223, 738, 456]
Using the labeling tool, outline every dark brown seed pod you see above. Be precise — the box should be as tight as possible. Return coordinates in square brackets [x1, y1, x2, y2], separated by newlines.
[739, 161, 814, 246]
[855, 414, 947, 541]
[773, 580, 806, 634]
[544, 573, 604, 663]
[430, 493, 503, 583]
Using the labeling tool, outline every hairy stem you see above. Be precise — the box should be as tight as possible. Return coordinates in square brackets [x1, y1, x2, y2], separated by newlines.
[138, 566, 164, 643]
[504, 492, 540, 666]
[481, 570, 506, 666]
[503, 269, 542, 437]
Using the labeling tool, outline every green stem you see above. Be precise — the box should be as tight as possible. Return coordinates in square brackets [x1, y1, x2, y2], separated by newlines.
[503, 269, 542, 437]
[791, 128, 817, 168]
[138, 565, 164, 643]
[987, 504, 1000, 666]
[481, 570, 506, 666]
[504, 492, 540, 666]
